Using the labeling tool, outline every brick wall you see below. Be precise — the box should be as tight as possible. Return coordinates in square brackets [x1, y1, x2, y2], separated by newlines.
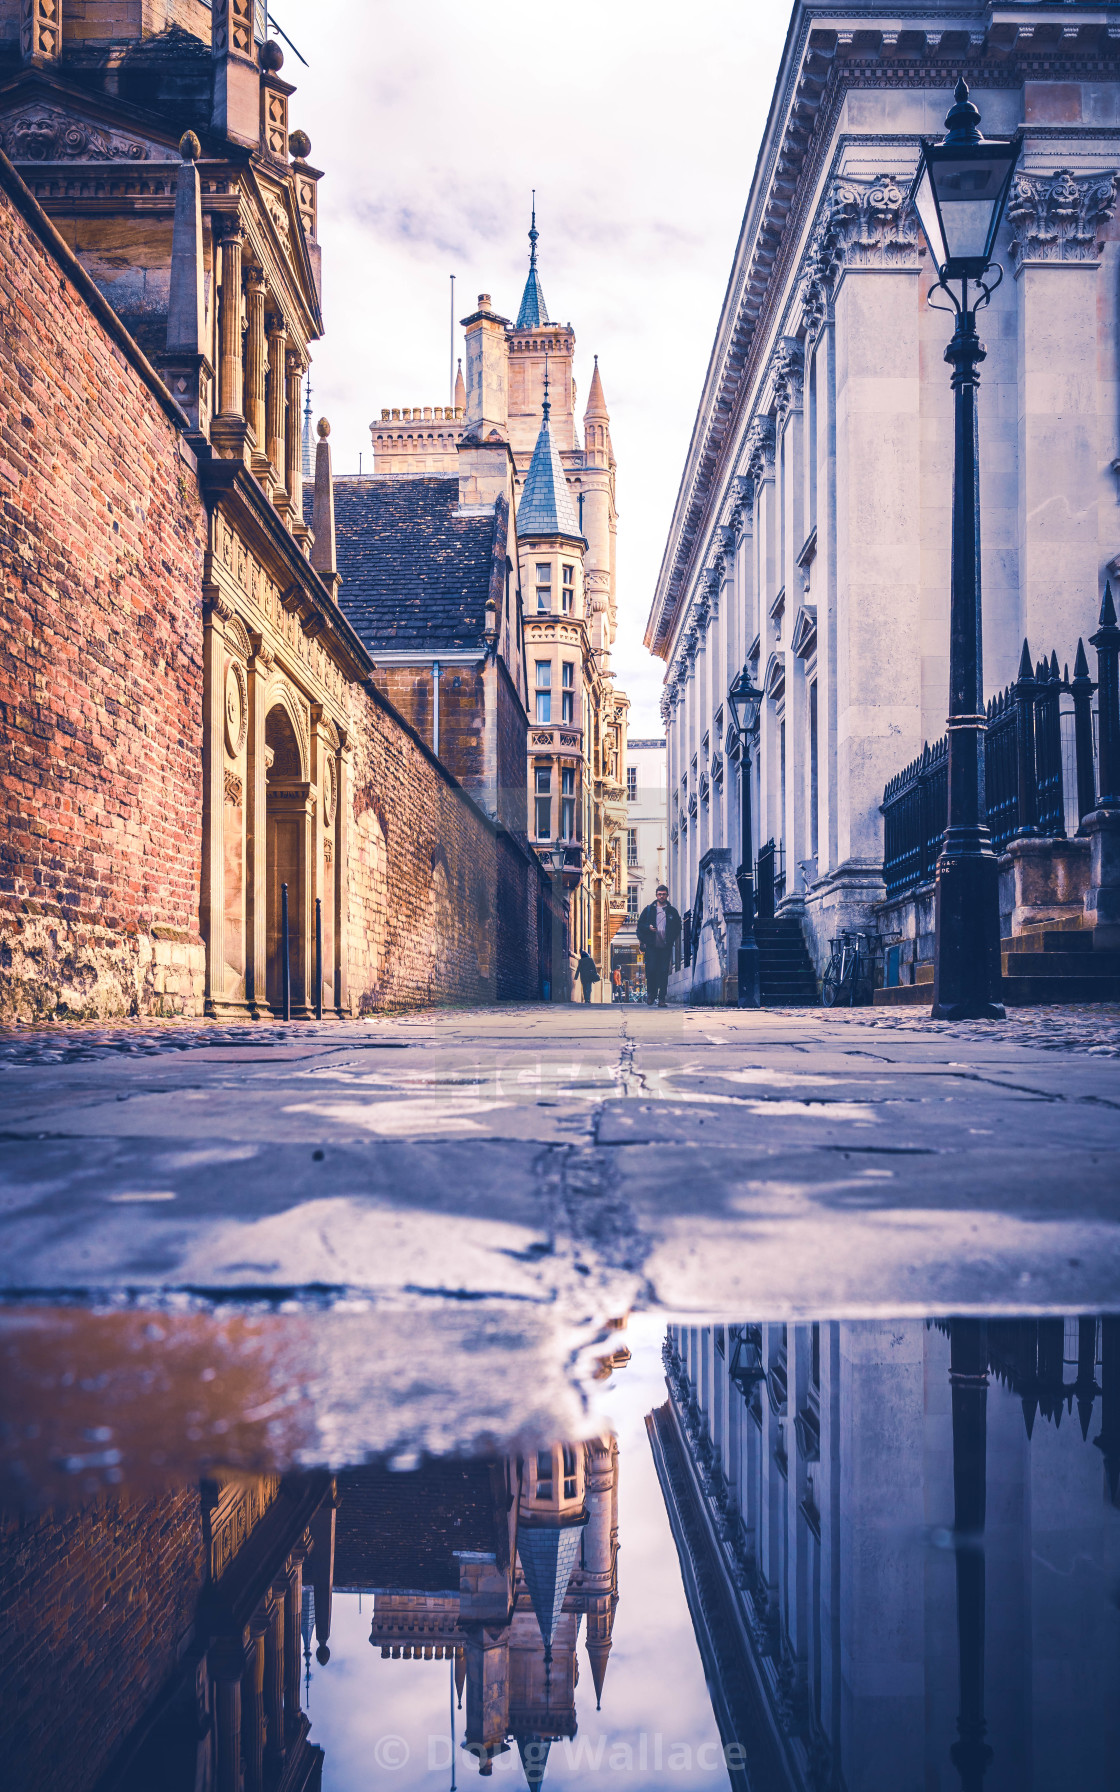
[0, 161, 208, 1021]
[0, 1490, 206, 1791]
[347, 680, 548, 1009]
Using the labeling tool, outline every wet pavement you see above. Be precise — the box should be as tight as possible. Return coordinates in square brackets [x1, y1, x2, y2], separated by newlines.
[1, 1002, 1119, 1789]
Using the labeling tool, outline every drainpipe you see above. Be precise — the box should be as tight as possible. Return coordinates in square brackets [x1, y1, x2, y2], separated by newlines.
[432, 660, 441, 758]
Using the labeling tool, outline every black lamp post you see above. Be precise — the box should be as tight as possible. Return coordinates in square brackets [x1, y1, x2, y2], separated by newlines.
[547, 840, 569, 1002]
[909, 80, 1021, 1020]
[727, 664, 763, 1008]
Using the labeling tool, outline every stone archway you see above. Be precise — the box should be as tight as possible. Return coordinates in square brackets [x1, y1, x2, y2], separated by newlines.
[265, 703, 308, 1011]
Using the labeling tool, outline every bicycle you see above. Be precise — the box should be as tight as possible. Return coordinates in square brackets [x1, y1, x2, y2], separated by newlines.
[821, 932, 868, 1007]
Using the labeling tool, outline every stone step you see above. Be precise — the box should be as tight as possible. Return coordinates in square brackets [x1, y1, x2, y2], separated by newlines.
[1005, 928, 1093, 955]
[873, 984, 932, 1008]
[1003, 950, 1120, 978]
[1002, 975, 1120, 1005]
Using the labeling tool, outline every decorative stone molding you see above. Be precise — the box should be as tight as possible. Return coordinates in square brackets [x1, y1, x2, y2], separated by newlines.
[0, 105, 151, 162]
[744, 415, 776, 484]
[224, 612, 252, 661]
[798, 172, 918, 337]
[770, 336, 804, 425]
[224, 661, 248, 756]
[223, 769, 244, 807]
[20, 0, 60, 61]
[1007, 168, 1119, 265]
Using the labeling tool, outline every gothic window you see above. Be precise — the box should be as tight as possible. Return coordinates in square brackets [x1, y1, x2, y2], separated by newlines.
[561, 660, 575, 724]
[534, 766, 552, 838]
[627, 765, 638, 802]
[561, 563, 574, 614]
[536, 562, 552, 612]
[561, 767, 576, 840]
[535, 660, 552, 724]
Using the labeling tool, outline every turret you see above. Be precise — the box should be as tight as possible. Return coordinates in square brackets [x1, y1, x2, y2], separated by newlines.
[580, 357, 616, 646]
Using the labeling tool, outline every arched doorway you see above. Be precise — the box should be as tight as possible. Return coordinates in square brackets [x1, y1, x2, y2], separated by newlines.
[265, 704, 307, 1011]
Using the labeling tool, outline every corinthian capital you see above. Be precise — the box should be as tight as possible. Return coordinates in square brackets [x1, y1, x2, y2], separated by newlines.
[744, 415, 775, 483]
[1007, 168, 1119, 265]
[770, 336, 804, 425]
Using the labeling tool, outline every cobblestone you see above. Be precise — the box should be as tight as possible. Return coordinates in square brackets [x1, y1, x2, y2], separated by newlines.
[809, 1003, 1120, 1058]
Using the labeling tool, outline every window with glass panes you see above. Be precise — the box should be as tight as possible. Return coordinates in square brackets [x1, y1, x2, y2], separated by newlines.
[626, 884, 639, 920]
[627, 827, 638, 866]
[626, 765, 637, 801]
[561, 660, 574, 723]
[535, 563, 552, 612]
[560, 766, 576, 839]
[535, 660, 551, 724]
[534, 766, 552, 837]
[561, 563, 574, 613]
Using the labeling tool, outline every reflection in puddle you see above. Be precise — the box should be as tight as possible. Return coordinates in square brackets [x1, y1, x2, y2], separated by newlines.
[0, 1317, 1117, 1789]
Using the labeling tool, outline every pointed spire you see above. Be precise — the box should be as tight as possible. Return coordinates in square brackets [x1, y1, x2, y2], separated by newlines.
[166, 132, 205, 357]
[516, 193, 550, 330]
[517, 391, 582, 541]
[454, 358, 466, 413]
[587, 1638, 612, 1709]
[584, 355, 609, 423]
[517, 1737, 552, 1792]
[311, 418, 339, 595]
[517, 1522, 585, 1652]
[455, 1645, 466, 1709]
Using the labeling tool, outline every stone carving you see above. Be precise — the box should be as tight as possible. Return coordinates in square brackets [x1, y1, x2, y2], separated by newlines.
[212, 0, 256, 59]
[324, 837, 334, 866]
[20, 0, 60, 60]
[223, 768, 244, 807]
[224, 612, 252, 661]
[324, 756, 337, 824]
[770, 336, 804, 424]
[0, 105, 150, 162]
[744, 414, 776, 483]
[798, 172, 918, 335]
[1007, 168, 1119, 264]
[224, 661, 247, 756]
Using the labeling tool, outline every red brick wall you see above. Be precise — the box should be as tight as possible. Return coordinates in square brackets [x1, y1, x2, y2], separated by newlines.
[0, 168, 208, 1020]
[347, 679, 549, 1008]
[0, 1491, 206, 1791]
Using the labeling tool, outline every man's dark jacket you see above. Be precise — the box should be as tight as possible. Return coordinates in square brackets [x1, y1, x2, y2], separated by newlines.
[637, 900, 681, 955]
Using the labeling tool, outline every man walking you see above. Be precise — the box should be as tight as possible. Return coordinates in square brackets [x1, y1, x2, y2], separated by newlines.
[576, 949, 599, 1003]
[636, 885, 681, 1009]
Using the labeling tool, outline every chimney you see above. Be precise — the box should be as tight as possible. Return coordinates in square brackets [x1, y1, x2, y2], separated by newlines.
[461, 294, 509, 441]
[212, 0, 260, 148]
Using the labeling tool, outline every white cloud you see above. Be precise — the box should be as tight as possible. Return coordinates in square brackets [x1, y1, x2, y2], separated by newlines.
[276, 0, 790, 730]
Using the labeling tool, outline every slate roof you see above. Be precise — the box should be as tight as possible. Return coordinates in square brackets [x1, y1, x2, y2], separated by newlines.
[517, 416, 581, 541]
[332, 476, 502, 652]
[517, 264, 550, 330]
[333, 1460, 506, 1592]
[517, 1520, 586, 1652]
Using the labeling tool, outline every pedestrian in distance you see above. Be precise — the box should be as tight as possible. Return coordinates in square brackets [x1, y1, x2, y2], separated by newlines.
[636, 885, 681, 1008]
[576, 949, 599, 1003]
[611, 966, 623, 1003]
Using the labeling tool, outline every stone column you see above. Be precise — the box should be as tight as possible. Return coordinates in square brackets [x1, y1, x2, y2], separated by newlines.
[245, 636, 272, 1015]
[335, 742, 351, 1014]
[263, 1586, 285, 1768]
[213, 1648, 243, 1792]
[267, 316, 289, 500]
[242, 1621, 267, 1792]
[283, 1553, 305, 1724]
[200, 596, 229, 1013]
[244, 268, 268, 462]
[216, 220, 244, 422]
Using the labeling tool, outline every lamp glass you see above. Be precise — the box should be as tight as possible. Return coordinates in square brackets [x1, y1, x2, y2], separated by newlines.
[911, 137, 1021, 277]
[728, 666, 762, 739]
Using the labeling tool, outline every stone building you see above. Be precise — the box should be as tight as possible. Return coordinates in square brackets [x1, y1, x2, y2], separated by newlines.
[610, 736, 668, 996]
[646, 0, 1120, 1001]
[654, 1319, 1120, 1789]
[0, 2, 557, 1019]
[333, 1435, 621, 1784]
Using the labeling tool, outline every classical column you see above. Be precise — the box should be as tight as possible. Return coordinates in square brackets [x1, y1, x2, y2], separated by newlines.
[245, 636, 272, 1015]
[242, 1621, 267, 1792]
[285, 352, 305, 533]
[213, 1647, 244, 1792]
[263, 1585, 285, 1767]
[266, 316, 289, 499]
[244, 268, 268, 458]
[200, 596, 230, 1013]
[283, 1553, 305, 1725]
[216, 219, 244, 422]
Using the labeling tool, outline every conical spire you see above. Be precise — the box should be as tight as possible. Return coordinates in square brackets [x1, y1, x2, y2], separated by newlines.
[454, 358, 466, 412]
[516, 193, 550, 330]
[517, 376, 582, 541]
[587, 1638, 612, 1709]
[517, 1522, 585, 1654]
[584, 355, 608, 423]
[517, 1737, 552, 1791]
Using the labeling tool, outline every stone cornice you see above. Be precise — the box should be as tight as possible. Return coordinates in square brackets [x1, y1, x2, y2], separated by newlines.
[644, 5, 1120, 662]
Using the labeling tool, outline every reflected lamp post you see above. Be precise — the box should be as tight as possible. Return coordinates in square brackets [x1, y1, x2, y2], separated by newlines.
[909, 80, 1021, 1019]
[727, 665, 763, 1007]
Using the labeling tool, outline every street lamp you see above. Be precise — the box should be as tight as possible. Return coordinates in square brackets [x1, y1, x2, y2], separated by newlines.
[727, 663, 763, 1008]
[908, 79, 1022, 1020]
[546, 840, 569, 1003]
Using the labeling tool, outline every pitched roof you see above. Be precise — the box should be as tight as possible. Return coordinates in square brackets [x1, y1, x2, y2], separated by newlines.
[333, 1460, 507, 1592]
[517, 414, 582, 541]
[332, 476, 502, 651]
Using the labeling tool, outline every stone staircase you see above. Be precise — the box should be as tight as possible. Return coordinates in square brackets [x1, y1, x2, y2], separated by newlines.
[874, 919, 1120, 1006]
[756, 917, 819, 1006]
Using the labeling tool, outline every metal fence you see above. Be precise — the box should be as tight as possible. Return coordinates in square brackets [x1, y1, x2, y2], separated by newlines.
[881, 607, 1117, 901]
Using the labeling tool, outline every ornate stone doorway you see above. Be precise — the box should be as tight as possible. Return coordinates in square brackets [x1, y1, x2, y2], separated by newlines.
[265, 704, 309, 1012]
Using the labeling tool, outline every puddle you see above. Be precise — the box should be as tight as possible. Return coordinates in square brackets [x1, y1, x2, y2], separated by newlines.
[1, 1309, 1116, 1789]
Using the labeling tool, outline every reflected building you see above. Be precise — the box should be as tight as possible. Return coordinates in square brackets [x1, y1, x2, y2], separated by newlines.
[334, 1436, 620, 1785]
[652, 1321, 1120, 1792]
[0, 1472, 336, 1792]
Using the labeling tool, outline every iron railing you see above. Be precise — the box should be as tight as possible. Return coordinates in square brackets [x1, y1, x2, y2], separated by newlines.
[881, 609, 1117, 901]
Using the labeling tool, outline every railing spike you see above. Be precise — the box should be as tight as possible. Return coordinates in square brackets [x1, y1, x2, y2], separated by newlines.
[1073, 636, 1090, 681]
[1017, 637, 1033, 681]
[1101, 580, 1118, 629]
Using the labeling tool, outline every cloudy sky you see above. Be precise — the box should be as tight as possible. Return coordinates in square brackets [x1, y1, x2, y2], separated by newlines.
[278, 0, 792, 732]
